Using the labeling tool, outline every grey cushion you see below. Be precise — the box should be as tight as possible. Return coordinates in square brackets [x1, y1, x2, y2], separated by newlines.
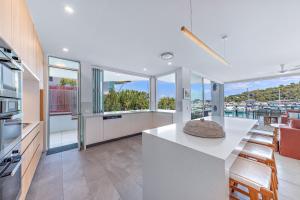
[183, 119, 225, 138]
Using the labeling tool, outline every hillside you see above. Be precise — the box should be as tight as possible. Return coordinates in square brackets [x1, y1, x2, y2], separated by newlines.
[225, 82, 300, 102]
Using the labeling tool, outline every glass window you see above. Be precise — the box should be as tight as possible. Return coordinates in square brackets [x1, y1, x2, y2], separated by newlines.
[49, 56, 80, 70]
[191, 73, 204, 119]
[103, 71, 150, 111]
[157, 73, 176, 110]
[49, 67, 78, 115]
[224, 75, 300, 120]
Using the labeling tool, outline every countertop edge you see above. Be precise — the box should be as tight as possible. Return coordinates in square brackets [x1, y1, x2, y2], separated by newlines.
[142, 117, 258, 161]
[83, 110, 176, 118]
[22, 121, 40, 140]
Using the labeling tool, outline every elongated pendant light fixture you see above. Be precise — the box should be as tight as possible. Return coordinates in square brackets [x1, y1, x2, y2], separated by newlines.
[181, 0, 229, 66]
[181, 26, 229, 66]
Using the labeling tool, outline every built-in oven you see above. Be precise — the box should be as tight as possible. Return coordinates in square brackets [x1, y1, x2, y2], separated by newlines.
[0, 143, 21, 200]
[0, 48, 22, 99]
[0, 98, 22, 200]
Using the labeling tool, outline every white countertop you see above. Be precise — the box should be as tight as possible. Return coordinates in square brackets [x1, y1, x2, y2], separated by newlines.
[83, 109, 176, 118]
[143, 116, 257, 160]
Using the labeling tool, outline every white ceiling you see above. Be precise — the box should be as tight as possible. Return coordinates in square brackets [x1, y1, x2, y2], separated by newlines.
[27, 0, 300, 83]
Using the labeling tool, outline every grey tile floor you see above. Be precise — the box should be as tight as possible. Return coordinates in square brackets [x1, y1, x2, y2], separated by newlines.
[26, 135, 300, 200]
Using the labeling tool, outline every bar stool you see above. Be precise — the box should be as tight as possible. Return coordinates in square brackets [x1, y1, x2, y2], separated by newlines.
[237, 142, 278, 189]
[230, 157, 278, 200]
[249, 129, 274, 138]
[247, 134, 275, 149]
[250, 129, 279, 151]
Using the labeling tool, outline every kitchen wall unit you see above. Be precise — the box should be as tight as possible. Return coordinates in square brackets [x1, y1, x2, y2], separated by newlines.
[84, 116, 104, 145]
[84, 111, 175, 147]
[20, 122, 43, 200]
[0, 0, 44, 82]
[1, 1, 45, 199]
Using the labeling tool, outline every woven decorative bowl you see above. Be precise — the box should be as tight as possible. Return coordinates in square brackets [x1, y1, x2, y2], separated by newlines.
[183, 118, 225, 138]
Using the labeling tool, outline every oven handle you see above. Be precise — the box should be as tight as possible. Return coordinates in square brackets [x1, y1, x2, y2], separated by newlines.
[11, 160, 22, 177]
[0, 159, 22, 178]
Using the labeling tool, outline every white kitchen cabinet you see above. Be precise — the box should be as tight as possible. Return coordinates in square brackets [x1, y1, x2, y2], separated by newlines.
[103, 116, 124, 140]
[85, 116, 103, 145]
[132, 112, 153, 133]
[85, 111, 174, 146]
[152, 112, 174, 128]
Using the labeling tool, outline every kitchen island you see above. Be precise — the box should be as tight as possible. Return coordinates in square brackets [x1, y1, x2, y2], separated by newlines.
[142, 116, 257, 200]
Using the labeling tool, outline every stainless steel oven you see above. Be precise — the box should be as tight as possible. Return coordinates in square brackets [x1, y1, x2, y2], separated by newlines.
[0, 49, 22, 99]
[0, 43, 22, 200]
[0, 98, 22, 200]
[0, 143, 21, 200]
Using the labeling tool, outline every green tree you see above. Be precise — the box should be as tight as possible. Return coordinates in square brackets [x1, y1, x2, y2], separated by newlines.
[60, 78, 77, 86]
[225, 82, 300, 102]
[104, 89, 121, 111]
[158, 97, 175, 110]
[104, 89, 149, 111]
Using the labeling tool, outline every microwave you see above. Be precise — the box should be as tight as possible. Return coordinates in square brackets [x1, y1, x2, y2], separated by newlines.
[0, 50, 22, 99]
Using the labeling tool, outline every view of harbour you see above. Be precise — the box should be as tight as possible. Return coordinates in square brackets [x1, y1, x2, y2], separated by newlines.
[191, 75, 300, 121]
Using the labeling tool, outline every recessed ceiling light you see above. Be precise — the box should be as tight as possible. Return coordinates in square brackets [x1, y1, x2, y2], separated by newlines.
[57, 63, 65, 67]
[167, 62, 172, 66]
[160, 52, 174, 60]
[62, 48, 69, 52]
[64, 5, 74, 14]
[143, 68, 147, 71]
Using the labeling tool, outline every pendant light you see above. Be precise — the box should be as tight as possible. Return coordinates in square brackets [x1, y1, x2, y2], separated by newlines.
[181, 0, 229, 66]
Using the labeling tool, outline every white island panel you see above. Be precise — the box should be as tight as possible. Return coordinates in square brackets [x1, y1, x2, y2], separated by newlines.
[143, 117, 257, 200]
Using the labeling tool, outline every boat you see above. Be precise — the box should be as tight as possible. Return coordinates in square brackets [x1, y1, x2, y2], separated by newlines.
[225, 106, 235, 112]
[237, 106, 246, 112]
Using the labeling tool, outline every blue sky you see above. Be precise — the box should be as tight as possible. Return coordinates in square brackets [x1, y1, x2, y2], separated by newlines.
[224, 75, 300, 97]
[112, 75, 300, 100]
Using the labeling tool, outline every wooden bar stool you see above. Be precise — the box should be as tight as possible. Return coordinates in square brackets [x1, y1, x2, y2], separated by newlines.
[230, 157, 278, 200]
[246, 134, 275, 150]
[236, 142, 278, 189]
[249, 129, 274, 138]
[249, 129, 279, 151]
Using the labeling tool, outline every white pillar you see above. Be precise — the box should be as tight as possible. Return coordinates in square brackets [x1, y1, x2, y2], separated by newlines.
[211, 82, 224, 117]
[150, 76, 156, 111]
[175, 67, 191, 122]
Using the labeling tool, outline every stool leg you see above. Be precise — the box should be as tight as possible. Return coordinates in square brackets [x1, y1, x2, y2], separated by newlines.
[271, 173, 279, 200]
[249, 188, 259, 200]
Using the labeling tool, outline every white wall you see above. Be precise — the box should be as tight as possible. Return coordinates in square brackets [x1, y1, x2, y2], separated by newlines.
[49, 115, 77, 133]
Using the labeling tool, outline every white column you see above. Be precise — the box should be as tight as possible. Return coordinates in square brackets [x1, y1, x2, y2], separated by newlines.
[150, 76, 156, 111]
[175, 67, 191, 122]
[211, 82, 224, 117]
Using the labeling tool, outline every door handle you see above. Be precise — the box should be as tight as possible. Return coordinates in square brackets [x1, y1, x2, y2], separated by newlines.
[72, 113, 81, 120]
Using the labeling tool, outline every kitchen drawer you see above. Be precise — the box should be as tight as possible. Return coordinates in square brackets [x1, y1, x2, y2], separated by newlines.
[21, 129, 41, 176]
[21, 123, 40, 154]
[20, 140, 43, 200]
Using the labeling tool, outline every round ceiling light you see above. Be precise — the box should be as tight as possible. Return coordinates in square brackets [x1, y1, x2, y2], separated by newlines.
[64, 5, 74, 14]
[160, 52, 174, 60]
[62, 48, 69, 52]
